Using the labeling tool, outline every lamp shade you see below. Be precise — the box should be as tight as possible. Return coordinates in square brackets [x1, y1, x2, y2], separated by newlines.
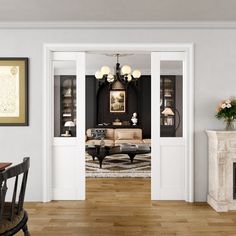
[64, 121, 75, 127]
[101, 66, 110, 75]
[162, 107, 174, 116]
[132, 69, 141, 78]
[121, 65, 132, 75]
[95, 70, 103, 80]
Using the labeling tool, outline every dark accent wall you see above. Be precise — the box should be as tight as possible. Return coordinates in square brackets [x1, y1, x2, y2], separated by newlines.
[86, 75, 151, 138]
[140, 76, 151, 138]
[86, 76, 97, 130]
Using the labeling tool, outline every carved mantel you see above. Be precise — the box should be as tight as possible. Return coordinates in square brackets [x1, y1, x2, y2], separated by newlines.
[206, 130, 236, 212]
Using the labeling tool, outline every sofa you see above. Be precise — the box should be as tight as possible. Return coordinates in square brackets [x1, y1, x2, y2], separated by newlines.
[86, 128, 151, 146]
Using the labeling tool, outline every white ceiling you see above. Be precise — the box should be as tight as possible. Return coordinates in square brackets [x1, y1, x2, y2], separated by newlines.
[1, 0, 236, 21]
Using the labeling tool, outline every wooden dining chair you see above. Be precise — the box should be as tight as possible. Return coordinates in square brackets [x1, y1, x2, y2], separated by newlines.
[0, 157, 30, 236]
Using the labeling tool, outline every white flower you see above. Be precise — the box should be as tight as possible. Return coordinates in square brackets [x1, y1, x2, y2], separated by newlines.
[227, 104, 232, 108]
[221, 103, 226, 109]
[226, 99, 231, 104]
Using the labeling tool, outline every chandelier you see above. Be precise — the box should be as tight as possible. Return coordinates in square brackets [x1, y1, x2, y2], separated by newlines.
[95, 54, 141, 86]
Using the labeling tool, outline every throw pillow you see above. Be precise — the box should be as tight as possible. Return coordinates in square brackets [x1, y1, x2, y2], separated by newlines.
[91, 129, 106, 140]
[117, 131, 134, 140]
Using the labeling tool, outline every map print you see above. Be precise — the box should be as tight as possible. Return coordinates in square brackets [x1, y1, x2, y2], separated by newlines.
[0, 66, 19, 117]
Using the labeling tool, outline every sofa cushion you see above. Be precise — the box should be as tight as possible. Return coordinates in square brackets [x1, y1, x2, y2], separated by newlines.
[143, 139, 151, 144]
[86, 128, 114, 140]
[115, 139, 144, 145]
[86, 139, 114, 147]
[114, 128, 142, 140]
[91, 129, 106, 140]
[117, 131, 134, 140]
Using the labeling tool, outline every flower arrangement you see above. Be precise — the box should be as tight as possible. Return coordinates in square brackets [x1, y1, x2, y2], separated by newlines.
[216, 98, 236, 130]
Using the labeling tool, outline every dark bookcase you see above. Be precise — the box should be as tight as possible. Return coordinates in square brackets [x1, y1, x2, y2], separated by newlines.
[160, 76, 176, 137]
[60, 76, 76, 137]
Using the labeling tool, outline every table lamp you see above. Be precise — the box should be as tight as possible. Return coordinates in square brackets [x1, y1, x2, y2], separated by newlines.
[64, 121, 75, 136]
[162, 107, 180, 136]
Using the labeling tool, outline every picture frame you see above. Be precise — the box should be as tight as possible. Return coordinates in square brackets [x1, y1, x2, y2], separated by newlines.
[109, 90, 126, 113]
[0, 58, 29, 126]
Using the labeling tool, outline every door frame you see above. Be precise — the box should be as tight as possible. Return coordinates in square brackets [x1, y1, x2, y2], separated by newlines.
[43, 43, 194, 202]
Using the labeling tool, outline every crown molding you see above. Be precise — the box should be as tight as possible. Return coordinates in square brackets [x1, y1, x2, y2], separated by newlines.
[1, 21, 236, 29]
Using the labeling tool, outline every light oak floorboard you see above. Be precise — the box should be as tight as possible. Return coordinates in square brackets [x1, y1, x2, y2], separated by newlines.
[16, 178, 236, 236]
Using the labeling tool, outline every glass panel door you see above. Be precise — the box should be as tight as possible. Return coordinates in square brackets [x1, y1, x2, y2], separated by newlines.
[160, 61, 183, 137]
[53, 61, 76, 137]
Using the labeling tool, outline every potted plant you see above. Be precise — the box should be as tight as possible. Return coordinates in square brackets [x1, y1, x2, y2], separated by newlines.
[216, 98, 236, 130]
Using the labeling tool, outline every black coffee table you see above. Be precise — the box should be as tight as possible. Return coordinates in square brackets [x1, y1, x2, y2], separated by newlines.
[86, 144, 151, 168]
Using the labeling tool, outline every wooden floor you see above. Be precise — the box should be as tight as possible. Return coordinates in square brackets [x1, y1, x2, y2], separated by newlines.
[18, 178, 236, 236]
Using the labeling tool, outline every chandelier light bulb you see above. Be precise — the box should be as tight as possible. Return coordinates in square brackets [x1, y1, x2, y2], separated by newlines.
[121, 65, 132, 75]
[101, 66, 110, 75]
[95, 70, 103, 80]
[107, 74, 114, 83]
[127, 74, 132, 82]
[132, 69, 141, 79]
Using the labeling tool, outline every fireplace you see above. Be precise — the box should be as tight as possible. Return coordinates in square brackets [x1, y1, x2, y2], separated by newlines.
[207, 130, 236, 212]
[234, 163, 236, 200]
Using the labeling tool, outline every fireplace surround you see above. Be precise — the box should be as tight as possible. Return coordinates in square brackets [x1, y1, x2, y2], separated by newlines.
[206, 130, 236, 212]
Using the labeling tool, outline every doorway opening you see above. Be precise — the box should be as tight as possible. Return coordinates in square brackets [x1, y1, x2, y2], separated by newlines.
[43, 44, 194, 202]
[85, 53, 151, 179]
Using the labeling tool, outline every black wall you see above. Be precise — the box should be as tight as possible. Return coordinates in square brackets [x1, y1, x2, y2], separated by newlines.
[86, 75, 151, 138]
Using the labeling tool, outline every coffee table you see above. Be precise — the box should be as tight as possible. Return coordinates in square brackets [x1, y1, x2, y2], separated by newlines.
[86, 144, 151, 168]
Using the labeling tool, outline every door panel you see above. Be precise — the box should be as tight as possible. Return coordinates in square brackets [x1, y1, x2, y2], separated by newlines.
[152, 52, 186, 200]
[52, 52, 85, 200]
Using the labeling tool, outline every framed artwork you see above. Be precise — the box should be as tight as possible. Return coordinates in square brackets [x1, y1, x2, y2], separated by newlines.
[110, 90, 126, 113]
[0, 58, 28, 126]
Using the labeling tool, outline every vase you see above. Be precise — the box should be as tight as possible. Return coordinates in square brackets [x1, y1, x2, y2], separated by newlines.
[100, 137, 105, 147]
[224, 118, 235, 131]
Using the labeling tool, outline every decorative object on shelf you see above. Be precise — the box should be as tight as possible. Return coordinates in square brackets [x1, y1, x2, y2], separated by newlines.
[64, 88, 72, 97]
[162, 107, 180, 136]
[95, 54, 141, 87]
[216, 98, 236, 130]
[110, 90, 126, 113]
[0, 58, 28, 126]
[131, 112, 138, 126]
[112, 118, 122, 126]
[64, 121, 75, 136]
[122, 120, 130, 126]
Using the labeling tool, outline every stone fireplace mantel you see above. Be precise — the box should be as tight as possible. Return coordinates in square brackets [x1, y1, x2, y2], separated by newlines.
[206, 130, 236, 212]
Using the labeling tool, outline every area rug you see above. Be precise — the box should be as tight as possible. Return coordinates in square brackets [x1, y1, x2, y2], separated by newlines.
[86, 153, 151, 178]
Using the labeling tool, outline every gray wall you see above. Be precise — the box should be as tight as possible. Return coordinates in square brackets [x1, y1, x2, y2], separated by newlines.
[0, 28, 235, 201]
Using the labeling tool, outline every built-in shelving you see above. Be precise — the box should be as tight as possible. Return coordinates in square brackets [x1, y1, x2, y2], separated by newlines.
[160, 76, 176, 137]
[60, 76, 76, 137]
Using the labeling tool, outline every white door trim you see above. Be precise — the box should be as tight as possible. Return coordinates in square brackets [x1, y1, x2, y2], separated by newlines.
[42, 43, 194, 202]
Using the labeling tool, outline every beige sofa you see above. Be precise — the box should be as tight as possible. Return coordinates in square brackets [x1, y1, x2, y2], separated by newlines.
[86, 128, 150, 146]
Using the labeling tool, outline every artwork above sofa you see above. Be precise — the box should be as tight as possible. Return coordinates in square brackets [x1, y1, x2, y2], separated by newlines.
[86, 128, 151, 147]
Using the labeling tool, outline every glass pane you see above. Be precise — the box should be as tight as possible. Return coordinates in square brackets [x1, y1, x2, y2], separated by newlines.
[54, 61, 76, 137]
[160, 61, 183, 137]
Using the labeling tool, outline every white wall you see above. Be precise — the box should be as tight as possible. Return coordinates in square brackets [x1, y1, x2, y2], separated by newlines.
[0, 28, 236, 201]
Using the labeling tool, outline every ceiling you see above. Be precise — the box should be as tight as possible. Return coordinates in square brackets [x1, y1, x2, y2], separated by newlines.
[1, 0, 236, 22]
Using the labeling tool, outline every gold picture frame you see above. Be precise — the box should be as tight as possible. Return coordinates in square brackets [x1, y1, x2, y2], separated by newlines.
[110, 90, 126, 113]
[0, 58, 28, 126]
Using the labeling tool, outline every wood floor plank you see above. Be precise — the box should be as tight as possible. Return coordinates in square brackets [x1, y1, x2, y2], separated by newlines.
[15, 178, 236, 235]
